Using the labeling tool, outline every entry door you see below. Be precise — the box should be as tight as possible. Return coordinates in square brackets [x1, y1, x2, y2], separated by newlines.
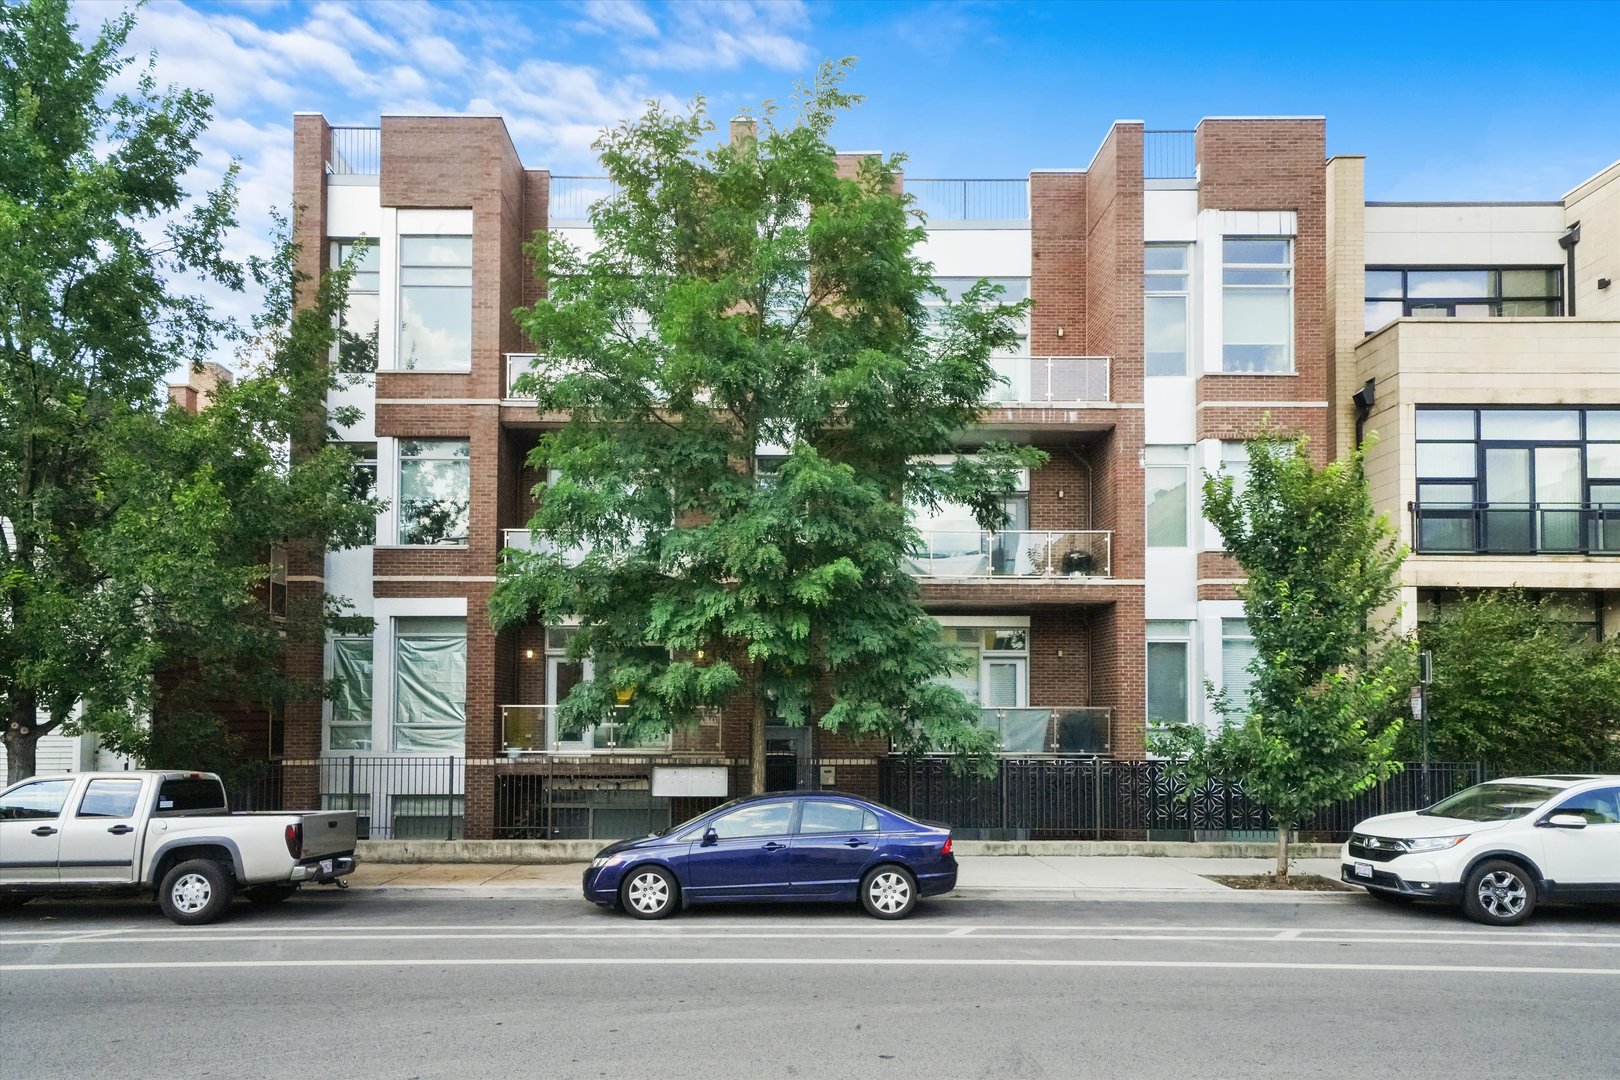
[0, 777, 77, 884]
[56, 777, 145, 884]
[547, 655, 593, 751]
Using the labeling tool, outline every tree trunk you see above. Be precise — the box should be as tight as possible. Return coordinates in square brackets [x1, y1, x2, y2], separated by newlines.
[1275, 824, 1291, 881]
[749, 682, 768, 796]
[6, 690, 40, 784]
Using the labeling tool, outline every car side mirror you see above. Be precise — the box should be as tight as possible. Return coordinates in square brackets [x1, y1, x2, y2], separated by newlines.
[702, 827, 719, 846]
[1542, 813, 1588, 830]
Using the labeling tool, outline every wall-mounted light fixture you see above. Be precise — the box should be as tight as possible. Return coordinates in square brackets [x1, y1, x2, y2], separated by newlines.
[523, 648, 535, 659]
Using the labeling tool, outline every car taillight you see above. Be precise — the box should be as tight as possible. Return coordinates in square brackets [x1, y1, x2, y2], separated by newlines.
[285, 822, 303, 859]
[941, 836, 953, 856]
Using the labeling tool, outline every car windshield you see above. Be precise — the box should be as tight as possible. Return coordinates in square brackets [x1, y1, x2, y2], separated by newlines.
[1418, 782, 1560, 821]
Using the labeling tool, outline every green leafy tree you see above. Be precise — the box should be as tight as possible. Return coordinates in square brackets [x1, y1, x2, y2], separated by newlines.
[1159, 433, 1414, 877]
[0, 1, 379, 781]
[490, 61, 1044, 793]
[1413, 591, 1620, 773]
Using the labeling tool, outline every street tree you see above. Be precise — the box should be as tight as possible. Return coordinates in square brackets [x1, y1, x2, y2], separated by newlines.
[489, 61, 1043, 793]
[1159, 433, 1414, 878]
[1414, 591, 1620, 773]
[0, 1, 379, 781]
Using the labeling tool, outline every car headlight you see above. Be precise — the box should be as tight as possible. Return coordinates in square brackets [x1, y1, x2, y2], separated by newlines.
[1401, 835, 1469, 853]
[590, 856, 611, 869]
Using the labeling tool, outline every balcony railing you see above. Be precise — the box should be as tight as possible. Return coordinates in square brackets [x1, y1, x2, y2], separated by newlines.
[506, 353, 538, 397]
[501, 704, 671, 754]
[502, 528, 589, 566]
[989, 355, 1109, 404]
[1144, 130, 1196, 180]
[908, 530, 1111, 579]
[1412, 501, 1620, 556]
[907, 179, 1029, 222]
[915, 706, 1111, 756]
[329, 126, 380, 178]
[550, 176, 620, 223]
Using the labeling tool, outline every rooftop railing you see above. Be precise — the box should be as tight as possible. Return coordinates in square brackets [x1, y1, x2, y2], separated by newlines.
[908, 529, 1111, 579]
[907, 179, 1029, 222]
[329, 126, 380, 179]
[1144, 130, 1196, 180]
[1412, 501, 1620, 556]
[550, 176, 620, 222]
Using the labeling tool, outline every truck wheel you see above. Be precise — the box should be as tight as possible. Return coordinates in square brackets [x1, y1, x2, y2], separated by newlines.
[159, 859, 237, 925]
[245, 885, 298, 905]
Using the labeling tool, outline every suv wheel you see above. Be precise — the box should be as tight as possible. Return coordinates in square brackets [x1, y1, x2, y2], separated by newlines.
[1463, 859, 1536, 926]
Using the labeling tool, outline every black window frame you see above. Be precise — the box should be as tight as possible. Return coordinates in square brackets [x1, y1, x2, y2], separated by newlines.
[1365, 265, 1564, 335]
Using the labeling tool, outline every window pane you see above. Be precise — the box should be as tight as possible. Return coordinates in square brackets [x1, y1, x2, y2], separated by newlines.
[155, 778, 226, 813]
[400, 236, 472, 265]
[1415, 442, 1477, 478]
[1407, 270, 1489, 298]
[1223, 288, 1290, 372]
[1418, 483, 1475, 505]
[1415, 409, 1474, 441]
[1144, 245, 1188, 271]
[78, 779, 142, 818]
[1588, 444, 1620, 479]
[1500, 269, 1561, 297]
[798, 801, 874, 834]
[1224, 239, 1289, 264]
[1498, 299, 1558, 317]
[1147, 641, 1189, 726]
[983, 662, 1019, 707]
[330, 638, 374, 751]
[1365, 270, 1403, 299]
[1145, 295, 1187, 376]
[1223, 268, 1290, 286]
[0, 779, 75, 819]
[711, 803, 792, 838]
[1220, 621, 1258, 713]
[399, 441, 470, 545]
[1146, 465, 1188, 546]
[399, 286, 472, 370]
[1364, 300, 1401, 333]
[1585, 410, 1620, 440]
[393, 619, 467, 752]
[1478, 410, 1580, 441]
[401, 266, 472, 287]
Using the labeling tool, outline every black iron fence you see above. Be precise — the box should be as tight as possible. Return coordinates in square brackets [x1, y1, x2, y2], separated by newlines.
[880, 758, 1489, 842]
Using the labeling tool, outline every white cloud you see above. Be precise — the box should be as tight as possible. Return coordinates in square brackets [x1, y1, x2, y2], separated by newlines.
[468, 59, 669, 168]
[574, 0, 661, 39]
[621, 1, 812, 71]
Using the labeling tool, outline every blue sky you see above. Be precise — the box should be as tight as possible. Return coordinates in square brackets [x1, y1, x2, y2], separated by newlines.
[83, 0, 1619, 341]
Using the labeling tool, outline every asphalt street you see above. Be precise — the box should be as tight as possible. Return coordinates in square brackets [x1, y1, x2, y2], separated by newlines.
[3, 891, 1618, 1079]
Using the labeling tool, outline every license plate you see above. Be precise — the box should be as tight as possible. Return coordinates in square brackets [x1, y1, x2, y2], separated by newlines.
[1354, 861, 1373, 879]
[319, 859, 334, 875]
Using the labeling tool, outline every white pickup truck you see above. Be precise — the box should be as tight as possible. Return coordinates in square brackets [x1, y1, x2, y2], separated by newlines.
[0, 770, 359, 924]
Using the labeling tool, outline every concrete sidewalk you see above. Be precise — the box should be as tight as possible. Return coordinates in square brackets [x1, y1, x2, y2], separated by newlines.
[339, 855, 1350, 900]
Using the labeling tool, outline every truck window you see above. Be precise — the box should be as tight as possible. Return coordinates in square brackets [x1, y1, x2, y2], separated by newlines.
[77, 778, 144, 818]
[154, 777, 228, 815]
[0, 778, 75, 820]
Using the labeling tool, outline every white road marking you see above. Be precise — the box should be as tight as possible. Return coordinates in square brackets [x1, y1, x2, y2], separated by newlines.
[4, 956, 1617, 976]
[947, 927, 976, 937]
[1274, 929, 1303, 940]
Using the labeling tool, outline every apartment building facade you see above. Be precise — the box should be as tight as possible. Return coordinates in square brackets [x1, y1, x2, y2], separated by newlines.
[279, 111, 1614, 842]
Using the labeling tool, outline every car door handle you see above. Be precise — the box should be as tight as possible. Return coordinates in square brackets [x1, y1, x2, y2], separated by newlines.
[842, 838, 867, 847]
[31, 826, 59, 837]
[107, 825, 135, 835]
[762, 842, 787, 852]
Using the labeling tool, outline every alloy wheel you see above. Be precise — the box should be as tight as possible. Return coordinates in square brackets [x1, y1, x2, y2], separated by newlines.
[1476, 870, 1527, 919]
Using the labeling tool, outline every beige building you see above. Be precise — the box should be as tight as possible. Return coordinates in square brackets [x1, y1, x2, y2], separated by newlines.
[1328, 157, 1620, 638]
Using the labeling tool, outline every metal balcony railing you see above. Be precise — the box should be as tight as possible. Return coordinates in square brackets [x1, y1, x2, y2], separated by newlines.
[1144, 130, 1196, 180]
[988, 355, 1109, 404]
[1411, 501, 1620, 556]
[911, 706, 1111, 756]
[907, 179, 1029, 222]
[506, 353, 538, 398]
[550, 176, 620, 223]
[501, 528, 589, 566]
[329, 127, 380, 178]
[907, 530, 1111, 579]
[501, 704, 671, 754]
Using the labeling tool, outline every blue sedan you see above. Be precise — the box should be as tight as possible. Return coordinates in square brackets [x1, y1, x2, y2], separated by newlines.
[582, 792, 956, 920]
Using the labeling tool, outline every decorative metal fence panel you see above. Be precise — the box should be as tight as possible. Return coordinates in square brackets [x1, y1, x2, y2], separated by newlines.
[880, 758, 1488, 841]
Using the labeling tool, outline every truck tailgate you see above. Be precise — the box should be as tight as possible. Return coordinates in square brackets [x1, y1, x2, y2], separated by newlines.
[295, 811, 359, 858]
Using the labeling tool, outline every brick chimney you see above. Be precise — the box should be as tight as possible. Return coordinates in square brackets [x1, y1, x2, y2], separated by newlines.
[729, 115, 757, 148]
[168, 362, 234, 414]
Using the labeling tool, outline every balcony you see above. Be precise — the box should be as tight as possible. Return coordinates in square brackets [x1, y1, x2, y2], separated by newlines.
[502, 528, 589, 565]
[908, 530, 1111, 580]
[501, 704, 671, 755]
[918, 706, 1112, 755]
[1412, 502, 1620, 556]
[550, 176, 620, 223]
[989, 355, 1109, 404]
[907, 179, 1028, 223]
[328, 126, 380, 181]
[506, 353, 539, 398]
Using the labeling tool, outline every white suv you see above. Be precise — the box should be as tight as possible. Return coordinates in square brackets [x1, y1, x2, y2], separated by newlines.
[1341, 774, 1620, 926]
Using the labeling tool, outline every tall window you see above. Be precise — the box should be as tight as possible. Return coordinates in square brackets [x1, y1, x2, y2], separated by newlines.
[328, 638, 374, 751]
[392, 617, 466, 752]
[1145, 446, 1191, 547]
[926, 277, 1030, 400]
[397, 439, 470, 545]
[1221, 238, 1292, 373]
[907, 462, 1029, 577]
[1413, 407, 1620, 554]
[1220, 617, 1258, 713]
[398, 236, 472, 370]
[335, 441, 377, 544]
[1364, 267, 1562, 334]
[1146, 620, 1192, 730]
[1145, 245, 1190, 376]
[330, 239, 378, 372]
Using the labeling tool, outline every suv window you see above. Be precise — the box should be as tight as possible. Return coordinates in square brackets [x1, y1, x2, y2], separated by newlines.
[705, 802, 793, 840]
[798, 801, 879, 835]
[0, 778, 75, 820]
[77, 779, 143, 819]
[1551, 787, 1620, 826]
[154, 777, 227, 815]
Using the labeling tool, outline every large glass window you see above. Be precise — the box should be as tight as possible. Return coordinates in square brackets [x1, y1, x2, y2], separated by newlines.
[1222, 238, 1292, 373]
[1145, 245, 1190, 376]
[1146, 620, 1192, 730]
[330, 239, 379, 372]
[1146, 446, 1191, 547]
[393, 616, 467, 752]
[1413, 407, 1620, 554]
[1220, 617, 1258, 714]
[907, 463, 1029, 577]
[398, 236, 472, 370]
[334, 441, 377, 544]
[398, 439, 470, 545]
[329, 638, 374, 751]
[1364, 266, 1562, 333]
